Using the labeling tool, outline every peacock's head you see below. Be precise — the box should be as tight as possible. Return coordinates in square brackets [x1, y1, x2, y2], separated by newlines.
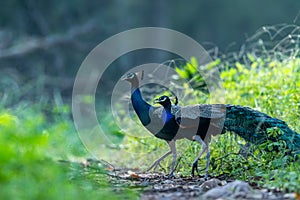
[121, 72, 138, 83]
[154, 95, 172, 108]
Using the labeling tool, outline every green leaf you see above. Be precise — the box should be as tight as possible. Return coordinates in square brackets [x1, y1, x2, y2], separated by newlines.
[206, 59, 221, 70]
[186, 62, 197, 74]
[175, 67, 189, 79]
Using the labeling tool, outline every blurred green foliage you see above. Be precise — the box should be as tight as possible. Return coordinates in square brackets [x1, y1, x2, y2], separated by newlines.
[0, 108, 137, 199]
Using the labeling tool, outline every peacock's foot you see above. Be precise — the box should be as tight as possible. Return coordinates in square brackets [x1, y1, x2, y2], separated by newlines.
[204, 172, 209, 180]
[191, 161, 199, 177]
[167, 171, 176, 178]
[146, 160, 162, 172]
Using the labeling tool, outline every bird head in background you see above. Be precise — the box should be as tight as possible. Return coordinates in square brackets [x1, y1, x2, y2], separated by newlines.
[154, 95, 172, 108]
[121, 72, 138, 83]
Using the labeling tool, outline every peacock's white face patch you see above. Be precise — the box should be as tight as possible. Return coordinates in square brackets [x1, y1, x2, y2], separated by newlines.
[127, 72, 136, 79]
[159, 96, 168, 102]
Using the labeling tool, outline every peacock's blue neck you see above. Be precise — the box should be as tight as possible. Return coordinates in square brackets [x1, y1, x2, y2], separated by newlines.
[131, 88, 152, 126]
[162, 106, 173, 125]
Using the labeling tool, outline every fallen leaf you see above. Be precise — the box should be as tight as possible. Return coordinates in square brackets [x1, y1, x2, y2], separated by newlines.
[295, 192, 300, 200]
[128, 170, 141, 179]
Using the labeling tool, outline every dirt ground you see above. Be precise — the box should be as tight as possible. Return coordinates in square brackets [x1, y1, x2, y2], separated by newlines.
[108, 169, 297, 200]
[65, 159, 298, 200]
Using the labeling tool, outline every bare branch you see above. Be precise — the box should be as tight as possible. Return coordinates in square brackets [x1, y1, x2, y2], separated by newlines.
[0, 19, 98, 60]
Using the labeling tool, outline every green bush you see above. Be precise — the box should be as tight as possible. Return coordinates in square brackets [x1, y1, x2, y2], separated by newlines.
[221, 57, 300, 128]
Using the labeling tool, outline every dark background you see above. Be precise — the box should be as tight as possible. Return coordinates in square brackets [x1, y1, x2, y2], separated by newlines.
[0, 0, 299, 105]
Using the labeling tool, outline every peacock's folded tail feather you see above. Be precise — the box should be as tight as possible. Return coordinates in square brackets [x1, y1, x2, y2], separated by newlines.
[224, 104, 300, 155]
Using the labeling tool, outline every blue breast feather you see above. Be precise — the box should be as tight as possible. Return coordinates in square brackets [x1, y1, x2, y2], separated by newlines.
[162, 109, 174, 125]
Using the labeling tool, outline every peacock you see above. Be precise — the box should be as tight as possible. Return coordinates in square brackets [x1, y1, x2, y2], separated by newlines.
[154, 95, 300, 178]
[122, 72, 181, 177]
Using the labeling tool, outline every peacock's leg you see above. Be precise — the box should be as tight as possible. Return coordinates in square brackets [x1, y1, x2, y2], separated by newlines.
[205, 147, 210, 179]
[168, 140, 177, 178]
[192, 135, 209, 179]
[147, 150, 171, 172]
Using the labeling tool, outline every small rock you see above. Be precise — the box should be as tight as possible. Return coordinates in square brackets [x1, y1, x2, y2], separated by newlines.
[202, 187, 230, 199]
[260, 188, 268, 193]
[162, 179, 174, 184]
[199, 177, 206, 182]
[283, 193, 295, 199]
[199, 178, 223, 192]
[153, 184, 163, 190]
[140, 180, 150, 187]
[248, 192, 263, 199]
[188, 185, 200, 190]
[202, 180, 253, 199]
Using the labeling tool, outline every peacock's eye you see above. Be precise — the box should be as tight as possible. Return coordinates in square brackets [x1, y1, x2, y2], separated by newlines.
[127, 73, 135, 79]
[160, 96, 167, 101]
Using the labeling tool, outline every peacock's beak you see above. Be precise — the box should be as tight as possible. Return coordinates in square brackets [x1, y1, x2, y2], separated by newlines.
[153, 98, 161, 104]
[121, 75, 128, 81]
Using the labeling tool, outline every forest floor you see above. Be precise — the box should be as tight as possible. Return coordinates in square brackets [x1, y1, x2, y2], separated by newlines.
[107, 167, 297, 200]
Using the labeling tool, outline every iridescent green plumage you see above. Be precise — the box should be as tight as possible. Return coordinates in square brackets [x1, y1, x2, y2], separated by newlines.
[224, 104, 300, 155]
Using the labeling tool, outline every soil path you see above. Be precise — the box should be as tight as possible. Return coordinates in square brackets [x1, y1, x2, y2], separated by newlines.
[109, 169, 296, 200]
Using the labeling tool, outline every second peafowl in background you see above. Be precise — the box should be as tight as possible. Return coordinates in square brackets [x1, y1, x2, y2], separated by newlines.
[123, 72, 228, 178]
[155, 95, 300, 178]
